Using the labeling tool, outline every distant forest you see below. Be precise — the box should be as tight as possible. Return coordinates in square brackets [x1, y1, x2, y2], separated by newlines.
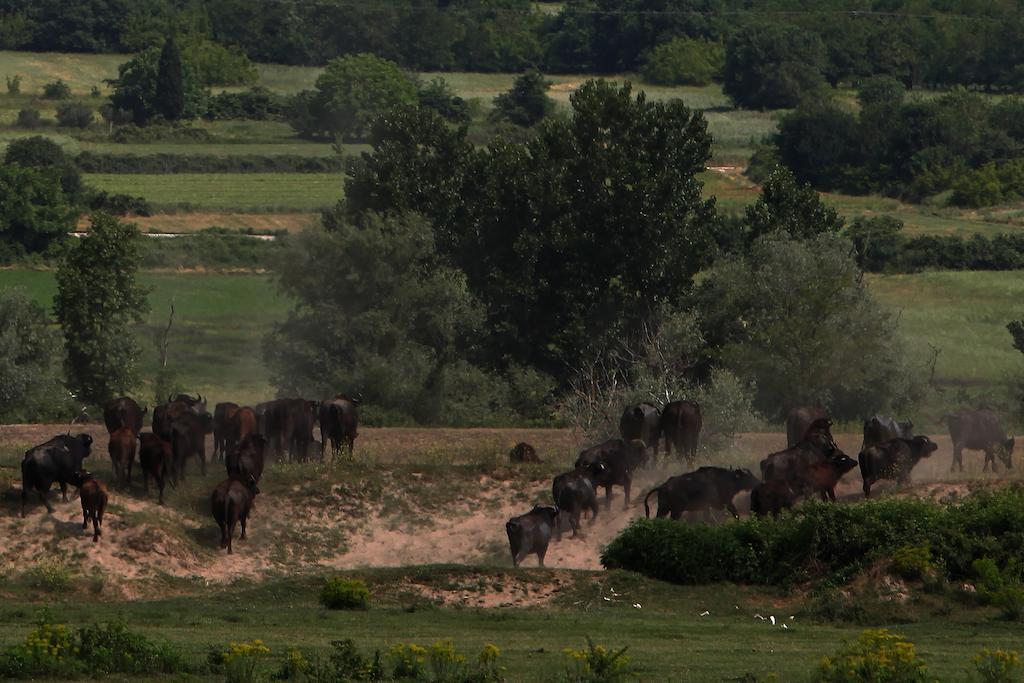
[3, 0, 1024, 89]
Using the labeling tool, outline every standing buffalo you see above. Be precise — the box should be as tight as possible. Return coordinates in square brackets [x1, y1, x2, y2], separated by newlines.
[262, 398, 319, 461]
[786, 406, 828, 448]
[506, 506, 559, 567]
[213, 402, 240, 461]
[21, 434, 93, 516]
[761, 420, 856, 502]
[947, 409, 1015, 472]
[643, 467, 760, 521]
[575, 438, 647, 510]
[862, 415, 914, 449]
[509, 442, 540, 463]
[319, 394, 361, 460]
[69, 470, 108, 542]
[153, 393, 208, 441]
[551, 462, 605, 540]
[750, 480, 798, 517]
[107, 426, 137, 486]
[225, 407, 259, 459]
[226, 433, 268, 485]
[859, 436, 939, 498]
[139, 432, 173, 504]
[170, 410, 214, 481]
[658, 400, 702, 463]
[211, 475, 260, 554]
[103, 397, 146, 435]
[619, 403, 660, 463]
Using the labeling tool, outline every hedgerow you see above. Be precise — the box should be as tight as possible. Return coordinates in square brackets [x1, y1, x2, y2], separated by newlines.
[75, 151, 343, 174]
[601, 487, 1024, 586]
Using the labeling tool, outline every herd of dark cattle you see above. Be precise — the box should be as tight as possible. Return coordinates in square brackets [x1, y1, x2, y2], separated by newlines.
[505, 401, 1016, 568]
[12, 393, 1016, 563]
[18, 393, 361, 552]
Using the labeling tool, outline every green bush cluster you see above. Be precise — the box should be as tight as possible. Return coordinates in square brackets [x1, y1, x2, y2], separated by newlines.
[950, 160, 1024, 208]
[816, 629, 928, 683]
[319, 578, 371, 610]
[972, 558, 1024, 622]
[208, 640, 271, 683]
[602, 487, 1024, 586]
[560, 638, 633, 683]
[203, 86, 288, 121]
[136, 230, 281, 270]
[40, 79, 70, 99]
[973, 649, 1022, 683]
[0, 615, 184, 678]
[74, 151, 343, 174]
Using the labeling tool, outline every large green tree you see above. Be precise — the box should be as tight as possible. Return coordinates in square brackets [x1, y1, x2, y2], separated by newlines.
[491, 69, 555, 127]
[744, 166, 844, 244]
[723, 24, 828, 110]
[0, 162, 77, 258]
[54, 213, 150, 406]
[0, 288, 66, 422]
[108, 45, 206, 124]
[155, 35, 186, 121]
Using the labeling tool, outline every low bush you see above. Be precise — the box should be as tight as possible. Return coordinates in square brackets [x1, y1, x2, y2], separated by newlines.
[203, 86, 288, 121]
[891, 543, 935, 581]
[602, 487, 1024, 587]
[41, 79, 70, 99]
[973, 649, 1022, 683]
[6, 74, 20, 95]
[110, 124, 212, 143]
[560, 637, 633, 683]
[86, 190, 152, 216]
[972, 558, 1024, 621]
[56, 102, 93, 128]
[208, 640, 271, 683]
[320, 577, 371, 610]
[15, 107, 41, 128]
[74, 151, 343, 174]
[815, 629, 928, 682]
[135, 230, 280, 270]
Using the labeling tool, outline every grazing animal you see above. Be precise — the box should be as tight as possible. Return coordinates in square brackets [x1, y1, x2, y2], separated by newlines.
[862, 415, 914, 449]
[138, 432, 173, 504]
[225, 433, 268, 484]
[170, 410, 214, 481]
[289, 401, 319, 462]
[643, 467, 760, 521]
[946, 409, 1014, 472]
[551, 462, 605, 540]
[20, 433, 93, 516]
[319, 394, 361, 459]
[761, 422, 856, 501]
[153, 393, 208, 441]
[69, 470, 108, 542]
[102, 397, 146, 435]
[213, 402, 240, 461]
[211, 475, 260, 554]
[509, 442, 540, 463]
[619, 403, 660, 464]
[750, 479, 798, 517]
[261, 398, 319, 461]
[575, 438, 647, 510]
[225, 406, 259, 459]
[657, 400, 702, 463]
[859, 435, 939, 498]
[786, 406, 828, 448]
[107, 426, 137, 486]
[505, 506, 559, 567]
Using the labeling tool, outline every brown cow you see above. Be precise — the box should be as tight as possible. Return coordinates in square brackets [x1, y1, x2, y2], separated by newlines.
[213, 401, 240, 461]
[946, 409, 1015, 472]
[139, 432, 174, 504]
[506, 506, 559, 567]
[69, 470, 108, 542]
[786, 406, 828, 448]
[859, 436, 939, 497]
[211, 476, 259, 554]
[102, 397, 146, 435]
[225, 406, 258, 458]
[620, 403, 660, 463]
[107, 426, 137, 486]
[225, 433, 268, 485]
[320, 394, 361, 460]
[575, 438, 647, 510]
[509, 442, 540, 463]
[658, 400, 702, 463]
[761, 420, 855, 501]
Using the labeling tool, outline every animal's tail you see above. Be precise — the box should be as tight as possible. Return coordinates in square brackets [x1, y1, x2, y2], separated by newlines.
[643, 486, 662, 518]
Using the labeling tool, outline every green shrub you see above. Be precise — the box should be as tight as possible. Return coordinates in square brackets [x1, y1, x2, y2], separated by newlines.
[973, 649, 1022, 683]
[41, 78, 71, 99]
[74, 151, 343, 174]
[815, 629, 928, 682]
[560, 637, 633, 683]
[208, 640, 271, 683]
[56, 102, 93, 128]
[23, 559, 72, 591]
[642, 38, 724, 86]
[320, 577, 371, 610]
[15, 107, 41, 128]
[385, 641, 502, 682]
[891, 544, 934, 581]
[6, 74, 20, 95]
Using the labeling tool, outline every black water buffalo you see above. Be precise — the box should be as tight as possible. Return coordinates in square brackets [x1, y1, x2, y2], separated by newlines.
[643, 467, 760, 521]
[289, 402, 319, 462]
[319, 394, 361, 459]
[170, 410, 214, 481]
[947, 409, 1015, 472]
[21, 434, 93, 516]
[211, 475, 260, 554]
[762, 420, 856, 501]
[575, 438, 647, 510]
[509, 442, 540, 463]
[862, 415, 914, 449]
[750, 479, 798, 517]
[786, 406, 828, 448]
[226, 433, 268, 484]
[225, 407, 259, 459]
[103, 397, 146, 435]
[213, 402, 240, 461]
[152, 393, 208, 441]
[262, 398, 319, 461]
[619, 403, 660, 463]
[859, 435, 939, 498]
[551, 462, 605, 540]
[506, 506, 559, 567]
[139, 432, 173, 504]
[658, 400, 702, 463]
[69, 470, 108, 542]
[107, 426, 137, 486]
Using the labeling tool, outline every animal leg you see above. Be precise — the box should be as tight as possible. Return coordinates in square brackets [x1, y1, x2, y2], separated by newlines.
[623, 476, 632, 510]
[218, 522, 229, 549]
[40, 490, 53, 514]
[537, 546, 547, 568]
[240, 515, 247, 540]
[227, 519, 236, 554]
[726, 502, 739, 519]
[863, 480, 872, 498]
[952, 446, 963, 472]
[605, 485, 613, 511]
[92, 513, 101, 542]
[60, 482, 68, 502]
[983, 450, 993, 472]
[82, 507, 89, 529]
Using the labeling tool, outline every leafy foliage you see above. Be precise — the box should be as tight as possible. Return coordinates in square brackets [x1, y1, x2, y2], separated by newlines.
[816, 629, 928, 683]
[560, 638, 633, 683]
[54, 212, 150, 406]
[0, 162, 76, 257]
[723, 24, 827, 109]
[40, 78, 70, 99]
[108, 46, 206, 124]
[641, 38, 723, 86]
[319, 578, 370, 610]
[55, 102, 93, 128]
[744, 166, 844, 243]
[0, 289, 65, 422]
[491, 69, 554, 127]
[155, 36, 185, 122]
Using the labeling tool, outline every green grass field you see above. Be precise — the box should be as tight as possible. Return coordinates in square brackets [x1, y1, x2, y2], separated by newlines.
[0, 270, 287, 406]
[83, 172, 343, 211]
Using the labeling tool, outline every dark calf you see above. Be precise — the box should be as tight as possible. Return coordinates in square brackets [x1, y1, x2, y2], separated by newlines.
[226, 433, 268, 485]
[69, 470, 108, 542]
[107, 426, 137, 486]
[139, 432, 174, 504]
[551, 463, 604, 540]
[211, 476, 260, 554]
[509, 442, 540, 463]
[506, 506, 559, 567]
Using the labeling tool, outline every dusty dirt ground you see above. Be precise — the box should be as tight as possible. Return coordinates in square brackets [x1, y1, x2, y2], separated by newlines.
[1, 425, 1019, 599]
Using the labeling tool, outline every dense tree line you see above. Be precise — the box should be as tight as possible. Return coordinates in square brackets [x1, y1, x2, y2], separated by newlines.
[4, 0, 1024, 90]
